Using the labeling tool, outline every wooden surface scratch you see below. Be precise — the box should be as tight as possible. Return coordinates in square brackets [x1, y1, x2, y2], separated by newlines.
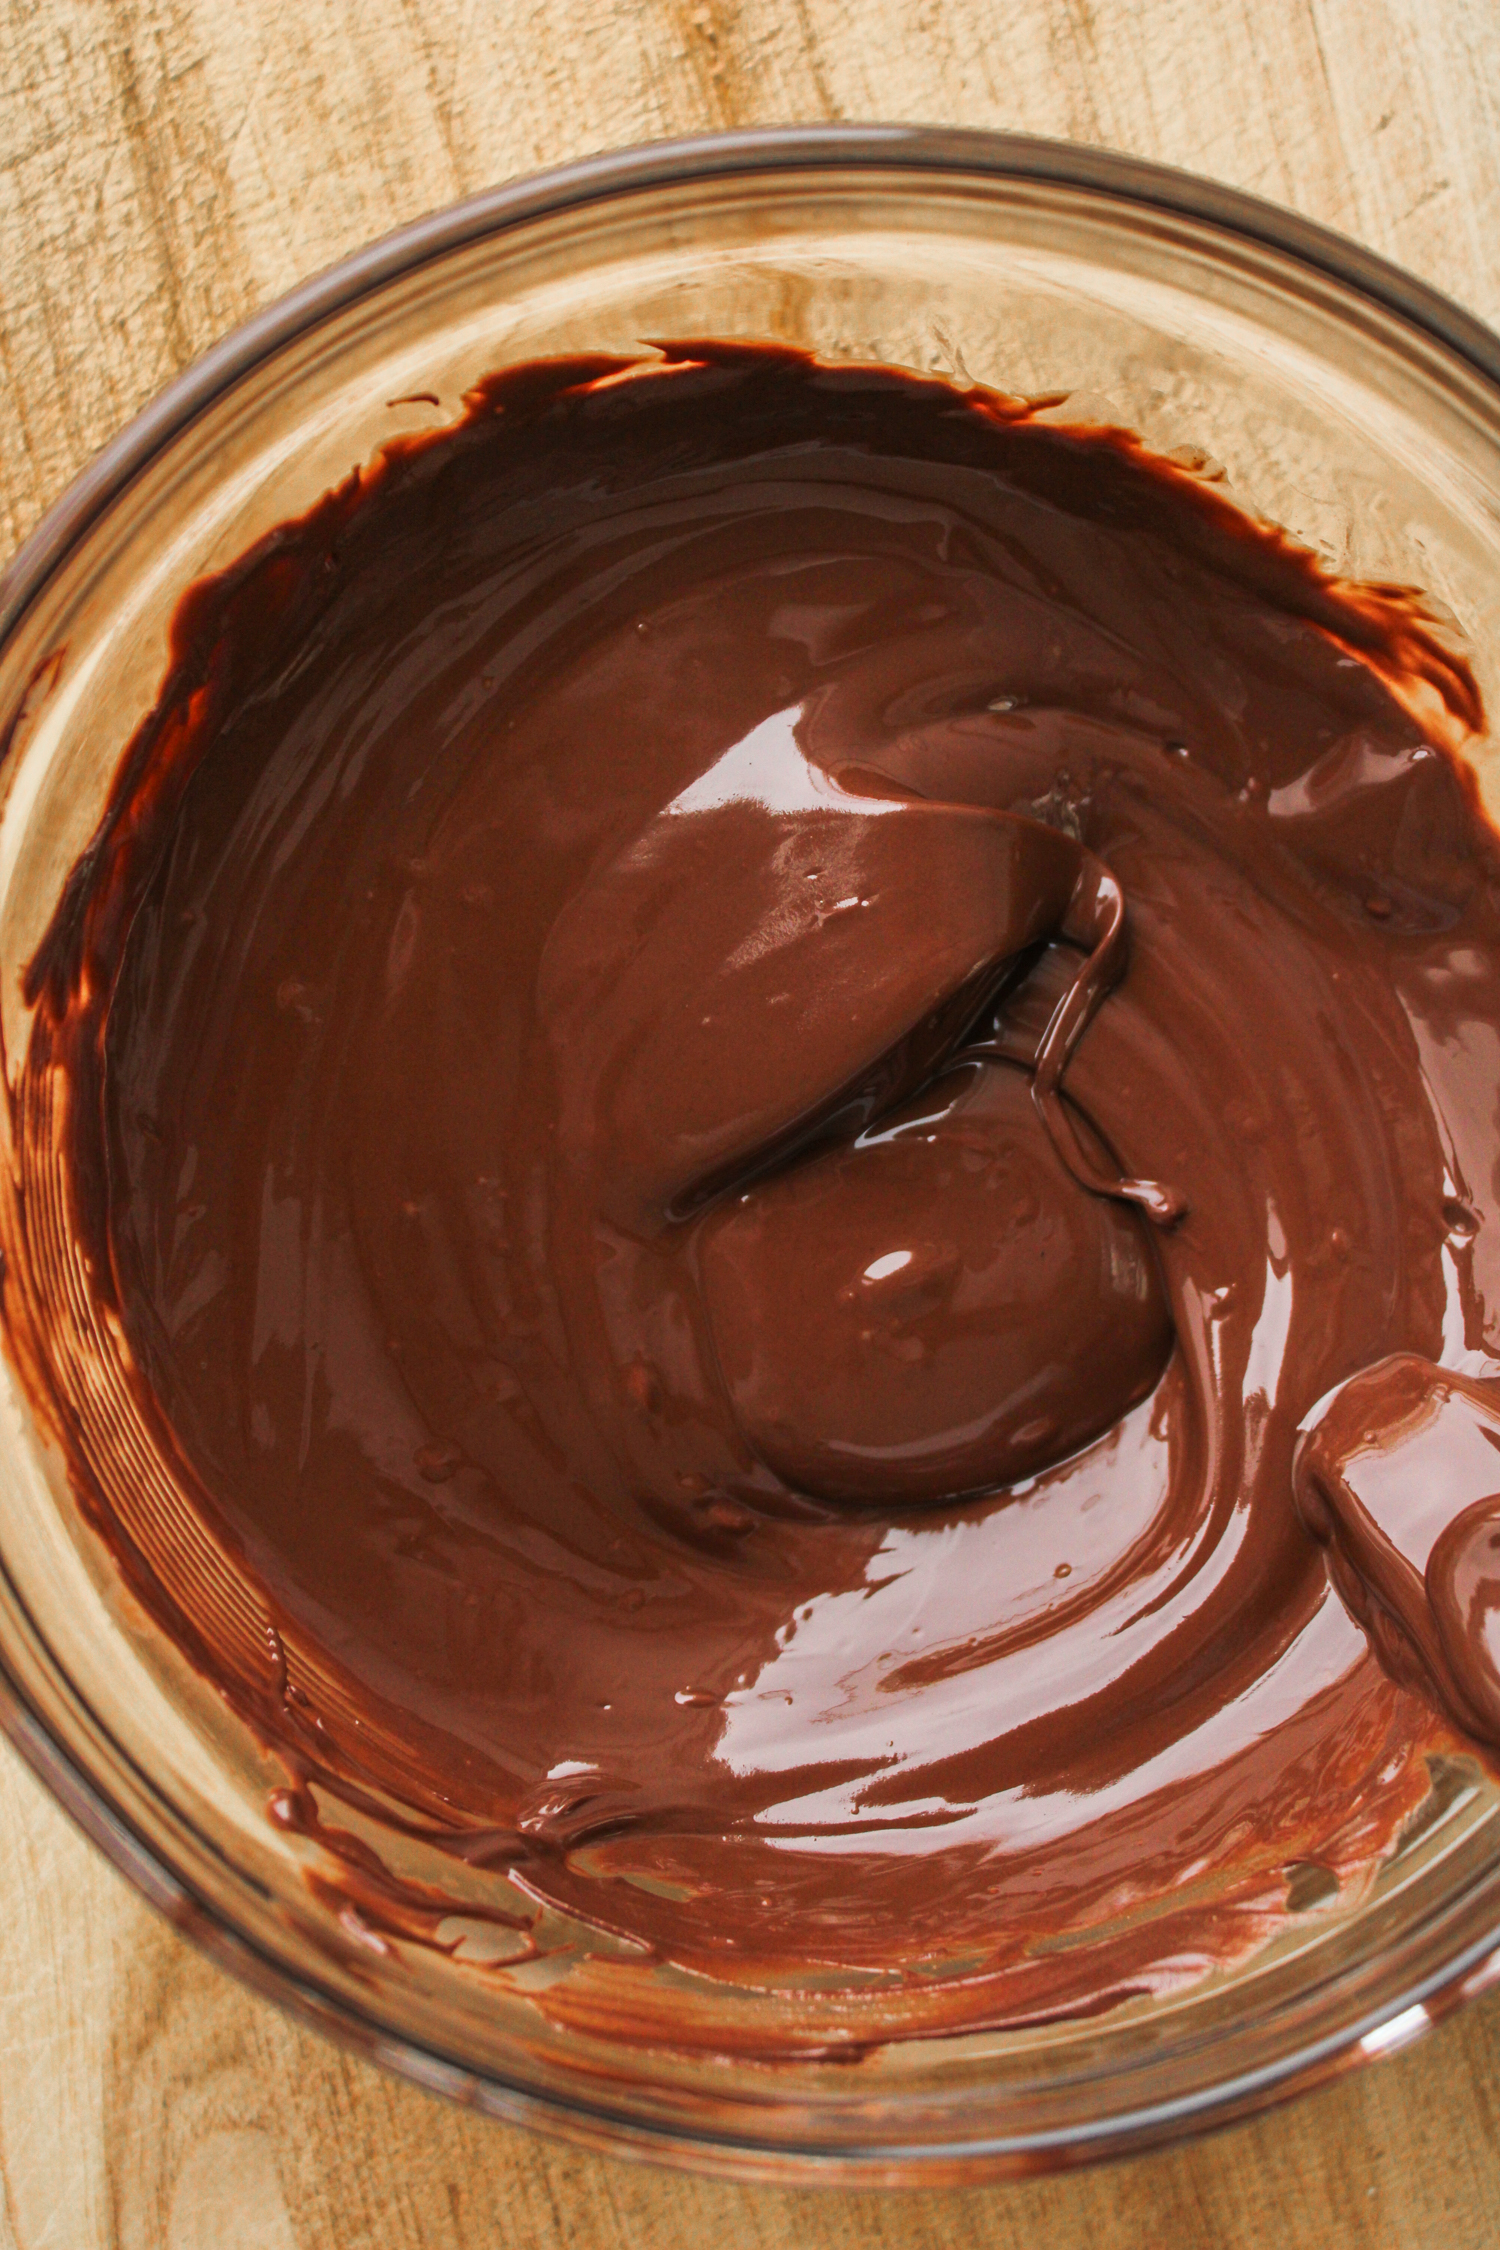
[4, 1, 1500, 2242]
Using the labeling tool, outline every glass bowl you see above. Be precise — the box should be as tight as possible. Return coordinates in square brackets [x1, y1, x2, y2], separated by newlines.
[3, 125, 1500, 2185]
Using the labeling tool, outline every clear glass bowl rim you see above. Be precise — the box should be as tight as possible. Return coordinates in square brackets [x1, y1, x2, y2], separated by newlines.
[4, 122, 1500, 2183]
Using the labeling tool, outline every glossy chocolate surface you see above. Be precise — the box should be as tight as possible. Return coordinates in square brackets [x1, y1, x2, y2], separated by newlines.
[10, 342, 1500, 2046]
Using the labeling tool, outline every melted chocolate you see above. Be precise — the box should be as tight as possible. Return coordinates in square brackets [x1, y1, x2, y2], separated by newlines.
[9, 341, 1500, 2050]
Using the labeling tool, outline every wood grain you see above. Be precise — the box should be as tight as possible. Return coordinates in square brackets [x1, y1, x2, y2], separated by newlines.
[4, 1, 1500, 2242]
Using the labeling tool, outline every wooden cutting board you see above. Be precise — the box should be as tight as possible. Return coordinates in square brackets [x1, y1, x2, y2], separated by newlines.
[3, 2, 1500, 2242]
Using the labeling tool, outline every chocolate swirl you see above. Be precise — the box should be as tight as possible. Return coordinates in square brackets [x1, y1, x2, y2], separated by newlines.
[6, 343, 1497, 2048]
